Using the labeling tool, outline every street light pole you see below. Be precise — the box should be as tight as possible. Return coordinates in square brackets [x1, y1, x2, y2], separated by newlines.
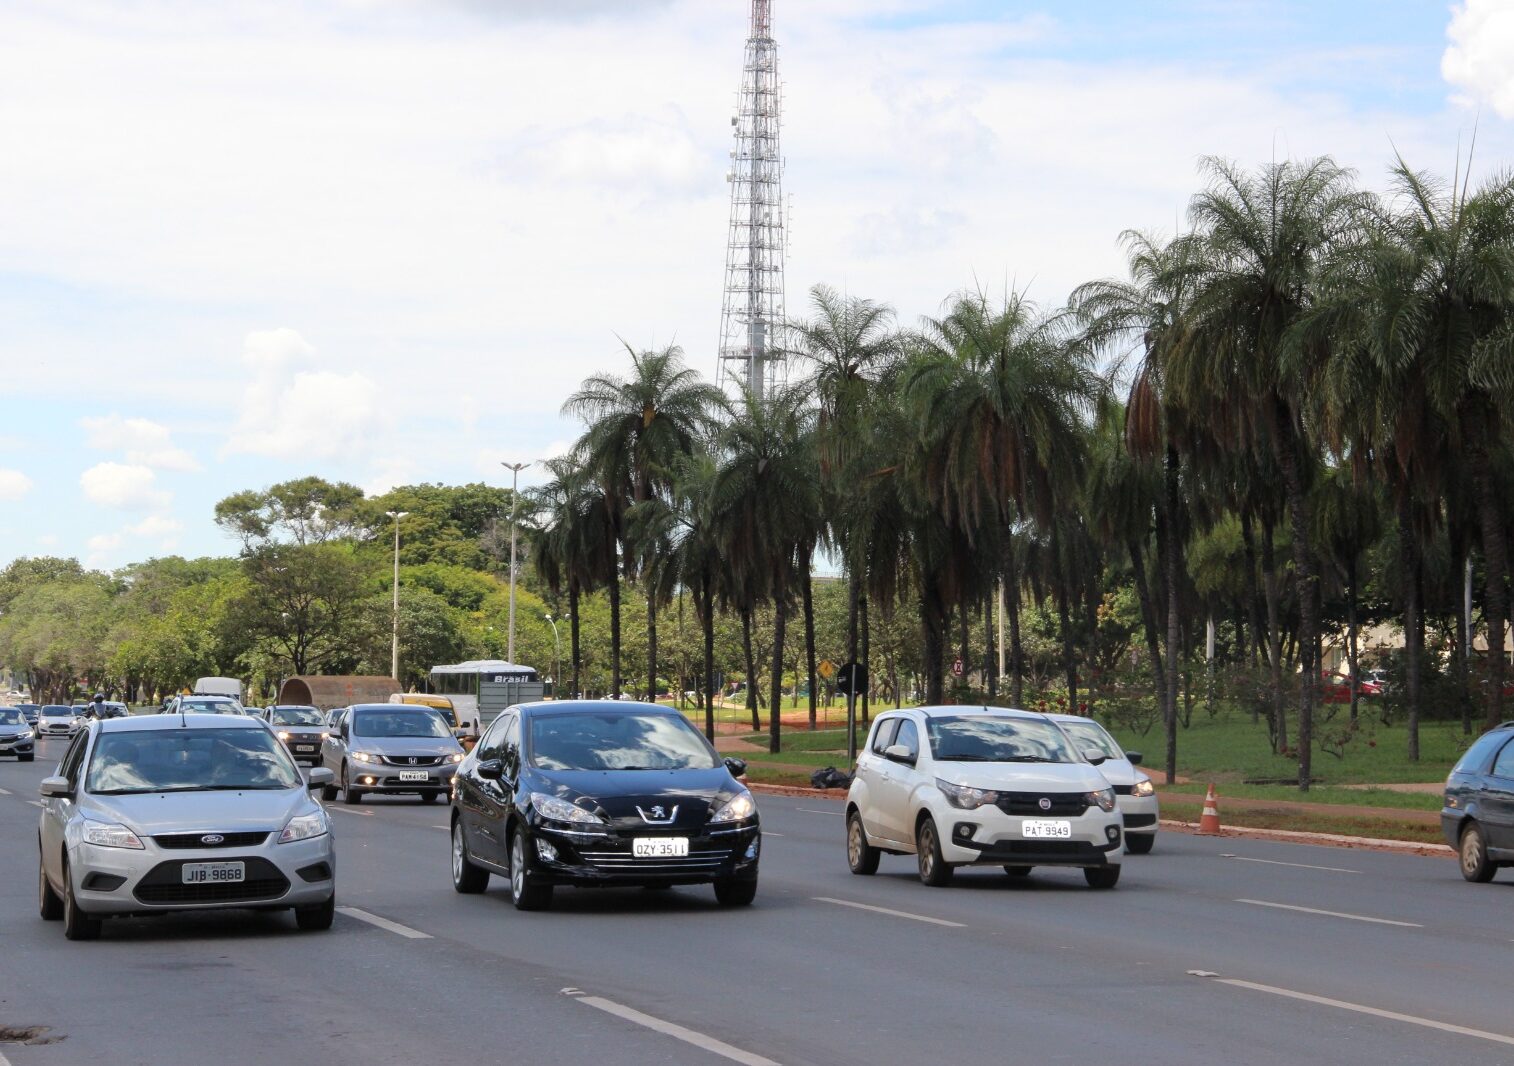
[501, 462, 529, 663]
[544, 614, 561, 697]
[385, 511, 409, 682]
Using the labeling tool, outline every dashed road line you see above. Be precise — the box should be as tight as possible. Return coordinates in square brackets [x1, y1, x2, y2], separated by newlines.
[326, 806, 374, 817]
[336, 906, 432, 939]
[0, 786, 12, 795]
[1192, 971, 1514, 1047]
[795, 808, 842, 816]
[813, 896, 965, 928]
[563, 988, 780, 1066]
[1235, 898, 1420, 927]
[1221, 854, 1358, 874]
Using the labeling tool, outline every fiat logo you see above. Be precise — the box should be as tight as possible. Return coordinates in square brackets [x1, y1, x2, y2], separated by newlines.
[201, 834, 225, 845]
[1038, 797, 1052, 811]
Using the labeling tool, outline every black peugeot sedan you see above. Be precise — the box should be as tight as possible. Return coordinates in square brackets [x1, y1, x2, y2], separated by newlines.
[450, 701, 759, 911]
[1442, 721, 1514, 882]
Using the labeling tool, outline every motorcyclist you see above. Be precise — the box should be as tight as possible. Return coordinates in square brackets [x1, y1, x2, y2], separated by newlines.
[89, 692, 108, 719]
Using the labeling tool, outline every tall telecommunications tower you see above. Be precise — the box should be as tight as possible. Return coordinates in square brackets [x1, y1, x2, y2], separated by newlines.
[717, 0, 786, 399]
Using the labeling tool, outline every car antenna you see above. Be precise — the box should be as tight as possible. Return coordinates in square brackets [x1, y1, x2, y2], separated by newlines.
[179, 696, 187, 728]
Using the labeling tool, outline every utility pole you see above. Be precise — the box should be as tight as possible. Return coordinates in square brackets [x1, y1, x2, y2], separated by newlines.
[385, 511, 409, 681]
[501, 462, 529, 663]
[544, 613, 561, 697]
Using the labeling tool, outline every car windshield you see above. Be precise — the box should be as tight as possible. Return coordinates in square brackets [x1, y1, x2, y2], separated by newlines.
[271, 707, 323, 726]
[85, 728, 302, 794]
[41, 706, 72, 717]
[178, 699, 242, 714]
[352, 710, 452, 739]
[1058, 721, 1124, 761]
[529, 711, 720, 771]
[0, 709, 22, 725]
[926, 716, 1079, 763]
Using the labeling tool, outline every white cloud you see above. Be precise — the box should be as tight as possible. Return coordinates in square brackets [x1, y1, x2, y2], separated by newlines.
[87, 532, 122, 553]
[80, 414, 201, 471]
[79, 462, 171, 510]
[36, 533, 58, 547]
[226, 329, 379, 460]
[1443, 0, 1514, 117]
[362, 457, 422, 497]
[129, 515, 184, 539]
[0, 469, 34, 501]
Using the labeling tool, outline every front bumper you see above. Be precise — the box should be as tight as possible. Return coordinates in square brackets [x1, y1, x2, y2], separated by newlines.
[0, 736, 34, 755]
[68, 834, 335, 916]
[526, 818, 761, 887]
[277, 734, 326, 764]
[39, 723, 76, 735]
[934, 804, 1124, 867]
[1116, 794, 1160, 834]
[348, 761, 458, 793]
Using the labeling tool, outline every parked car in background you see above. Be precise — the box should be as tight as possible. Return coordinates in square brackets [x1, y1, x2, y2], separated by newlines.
[0, 706, 36, 761]
[266, 705, 327, 765]
[1442, 721, 1514, 883]
[36, 713, 336, 940]
[846, 707, 1124, 888]
[1318, 673, 1382, 704]
[320, 704, 465, 805]
[38, 705, 81, 737]
[1044, 712, 1159, 854]
[193, 676, 245, 702]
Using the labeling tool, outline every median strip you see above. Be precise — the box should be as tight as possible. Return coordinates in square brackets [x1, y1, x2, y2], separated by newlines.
[562, 988, 780, 1066]
[1234, 898, 1421, 927]
[813, 896, 965, 928]
[336, 906, 432, 939]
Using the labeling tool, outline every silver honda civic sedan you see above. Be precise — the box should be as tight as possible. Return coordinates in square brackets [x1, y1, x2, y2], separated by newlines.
[37, 714, 337, 940]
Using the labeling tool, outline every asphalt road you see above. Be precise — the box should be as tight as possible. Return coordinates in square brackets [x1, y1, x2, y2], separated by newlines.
[1, 734, 1511, 1066]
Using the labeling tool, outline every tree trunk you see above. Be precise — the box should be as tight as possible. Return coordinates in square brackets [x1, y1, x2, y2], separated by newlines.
[741, 606, 760, 732]
[1128, 538, 1167, 703]
[1458, 553, 1473, 736]
[1008, 576, 1024, 706]
[802, 565, 818, 731]
[1162, 446, 1181, 785]
[769, 592, 786, 754]
[569, 582, 581, 699]
[983, 591, 997, 699]
[701, 579, 716, 741]
[1346, 558, 1360, 724]
[1271, 400, 1318, 790]
[921, 577, 947, 705]
[861, 593, 871, 724]
[1470, 435, 1508, 731]
[646, 589, 658, 703]
[1057, 582, 1077, 714]
[1260, 515, 1286, 751]
[608, 576, 622, 698]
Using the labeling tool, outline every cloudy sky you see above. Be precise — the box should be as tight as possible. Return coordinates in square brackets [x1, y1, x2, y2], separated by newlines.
[1, 0, 1512, 568]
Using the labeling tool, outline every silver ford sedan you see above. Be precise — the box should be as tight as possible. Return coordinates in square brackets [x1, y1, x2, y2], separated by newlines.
[37, 714, 337, 940]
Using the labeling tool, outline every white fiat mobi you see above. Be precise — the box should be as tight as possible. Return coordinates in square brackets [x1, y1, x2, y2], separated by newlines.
[845, 707, 1124, 889]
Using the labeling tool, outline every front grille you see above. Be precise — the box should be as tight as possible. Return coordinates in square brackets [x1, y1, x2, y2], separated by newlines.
[1112, 784, 1134, 796]
[975, 840, 1112, 862]
[577, 848, 732, 873]
[133, 857, 289, 905]
[995, 792, 1090, 816]
[154, 832, 269, 850]
[380, 754, 444, 767]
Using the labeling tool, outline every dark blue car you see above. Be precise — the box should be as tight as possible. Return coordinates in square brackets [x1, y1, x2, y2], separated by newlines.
[1442, 721, 1514, 882]
[450, 701, 759, 911]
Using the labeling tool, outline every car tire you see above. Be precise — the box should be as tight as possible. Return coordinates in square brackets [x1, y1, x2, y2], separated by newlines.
[342, 767, 363, 805]
[509, 830, 552, 911]
[713, 878, 758, 906]
[915, 816, 952, 887]
[1002, 865, 1032, 877]
[1459, 821, 1497, 883]
[62, 860, 101, 940]
[1084, 865, 1121, 890]
[295, 894, 335, 931]
[320, 771, 338, 802]
[422, 790, 442, 804]
[19, 753, 33, 762]
[452, 820, 489, 894]
[846, 811, 880, 875]
[39, 846, 62, 921]
[1126, 833, 1155, 855]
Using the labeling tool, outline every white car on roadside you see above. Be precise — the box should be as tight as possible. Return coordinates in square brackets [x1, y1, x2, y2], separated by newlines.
[1044, 712, 1159, 854]
[845, 706, 1125, 889]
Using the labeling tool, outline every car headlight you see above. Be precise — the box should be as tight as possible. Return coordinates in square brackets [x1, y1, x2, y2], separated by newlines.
[449, 752, 464, 763]
[278, 810, 330, 844]
[936, 778, 999, 810]
[1131, 777, 1155, 798]
[277, 730, 291, 740]
[710, 791, 757, 823]
[529, 792, 606, 825]
[82, 821, 144, 850]
[1087, 787, 1118, 813]
[351, 751, 378, 763]
[17, 729, 33, 740]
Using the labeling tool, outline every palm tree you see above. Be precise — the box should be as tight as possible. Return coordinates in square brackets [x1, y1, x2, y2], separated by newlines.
[1309, 466, 1383, 722]
[563, 344, 725, 699]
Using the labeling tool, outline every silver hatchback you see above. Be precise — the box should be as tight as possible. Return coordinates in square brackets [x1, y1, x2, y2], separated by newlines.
[37, 714, 337, 940]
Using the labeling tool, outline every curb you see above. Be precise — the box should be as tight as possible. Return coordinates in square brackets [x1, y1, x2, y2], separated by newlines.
[747, 782, 848, 801]
[1160, 818, 1451, 857]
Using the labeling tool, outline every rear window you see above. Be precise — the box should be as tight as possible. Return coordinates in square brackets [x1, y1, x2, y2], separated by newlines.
[1453, 731, 1512, 775]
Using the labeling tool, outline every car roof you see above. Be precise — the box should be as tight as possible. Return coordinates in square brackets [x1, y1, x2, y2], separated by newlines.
[1039, 711, 1101, 725]
[514, 700, 677, 717]
[348, 702, 438, 711]
[97, 713, 265, 733]
[888, 705, 1051, 722]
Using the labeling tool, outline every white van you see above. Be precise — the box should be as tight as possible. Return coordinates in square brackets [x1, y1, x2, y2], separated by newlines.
[194, 676, 245, 702]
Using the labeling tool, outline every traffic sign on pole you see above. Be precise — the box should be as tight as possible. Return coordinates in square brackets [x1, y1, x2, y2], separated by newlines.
[835, 662, 868, 696]
[952, 657, 964, 678]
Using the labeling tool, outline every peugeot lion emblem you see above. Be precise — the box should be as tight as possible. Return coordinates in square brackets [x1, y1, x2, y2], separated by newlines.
[200, 834, 224, 845]
[636, 804, 677, 824]
[1038, 797, 1052, 811]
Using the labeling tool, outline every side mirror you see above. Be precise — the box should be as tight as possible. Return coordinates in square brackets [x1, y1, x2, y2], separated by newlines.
[39, 776, 71, 799]
[307, 767, 334, 790]
[724, 757, 748, 778]
[477, 759, 504, 781]
[1125, 750, 1143, 766]
[1082, 748, 1108, 766]
[883, 743, 916, 765]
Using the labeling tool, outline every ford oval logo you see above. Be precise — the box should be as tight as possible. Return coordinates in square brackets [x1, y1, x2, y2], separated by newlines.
[1038, 797, 1052, 811]
[201, 834, 225, 845]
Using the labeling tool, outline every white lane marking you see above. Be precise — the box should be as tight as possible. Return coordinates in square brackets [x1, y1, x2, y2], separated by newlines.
[0, 786, 12, 795]
[0, 1045, 12, 1066]
[763, 832, 784, 837]
[27, 800, 43, 808]
[326, 806, 373, 817]
[1235, 898, 1421, 928]
[1222, 854, 1359, 874]
[813, 896, 965, 928]
[1196, 973, 1514, 1048]
[336, 906, 432, 939]
[432, 825, 449, 830]
[795, 808, 842, 816]
[564, 990, 780, 1066]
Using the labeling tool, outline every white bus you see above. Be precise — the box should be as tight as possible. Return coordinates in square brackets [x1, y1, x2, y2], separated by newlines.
[427, 660, 547, 736]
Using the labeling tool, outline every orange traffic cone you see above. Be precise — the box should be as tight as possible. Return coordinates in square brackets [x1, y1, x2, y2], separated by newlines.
[1198, 784, 1222, 835]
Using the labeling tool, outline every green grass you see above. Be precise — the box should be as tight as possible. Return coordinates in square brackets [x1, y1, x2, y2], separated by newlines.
[1159, 781, 1443, 812]
[736, 728, 852, 753]
[737, 749, 850, 768]
[1158, 797, 1444, 845]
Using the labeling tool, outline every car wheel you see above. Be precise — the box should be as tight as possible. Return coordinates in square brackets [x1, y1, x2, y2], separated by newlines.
[19, 753, 33, 762]
[846, 811, 880, 875]
[422, 790, 442, 804]
[342, 766, 363, 805]
[1125, 833, 1155, 855]
[294, 894, 335, 931]
[509, 830, 552, 911]
[39, 845, 62, 921]
[319, 769, 338, 802]
[1002, 865, 1032, 877]
[713, 878, 757, 906]
[915, 816, 952, 887]
[1459, 822, 1497, 883]
[1084, 865, 1121, 890]
[62, 860, 101, 940]
[451, 820, 489, 894]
